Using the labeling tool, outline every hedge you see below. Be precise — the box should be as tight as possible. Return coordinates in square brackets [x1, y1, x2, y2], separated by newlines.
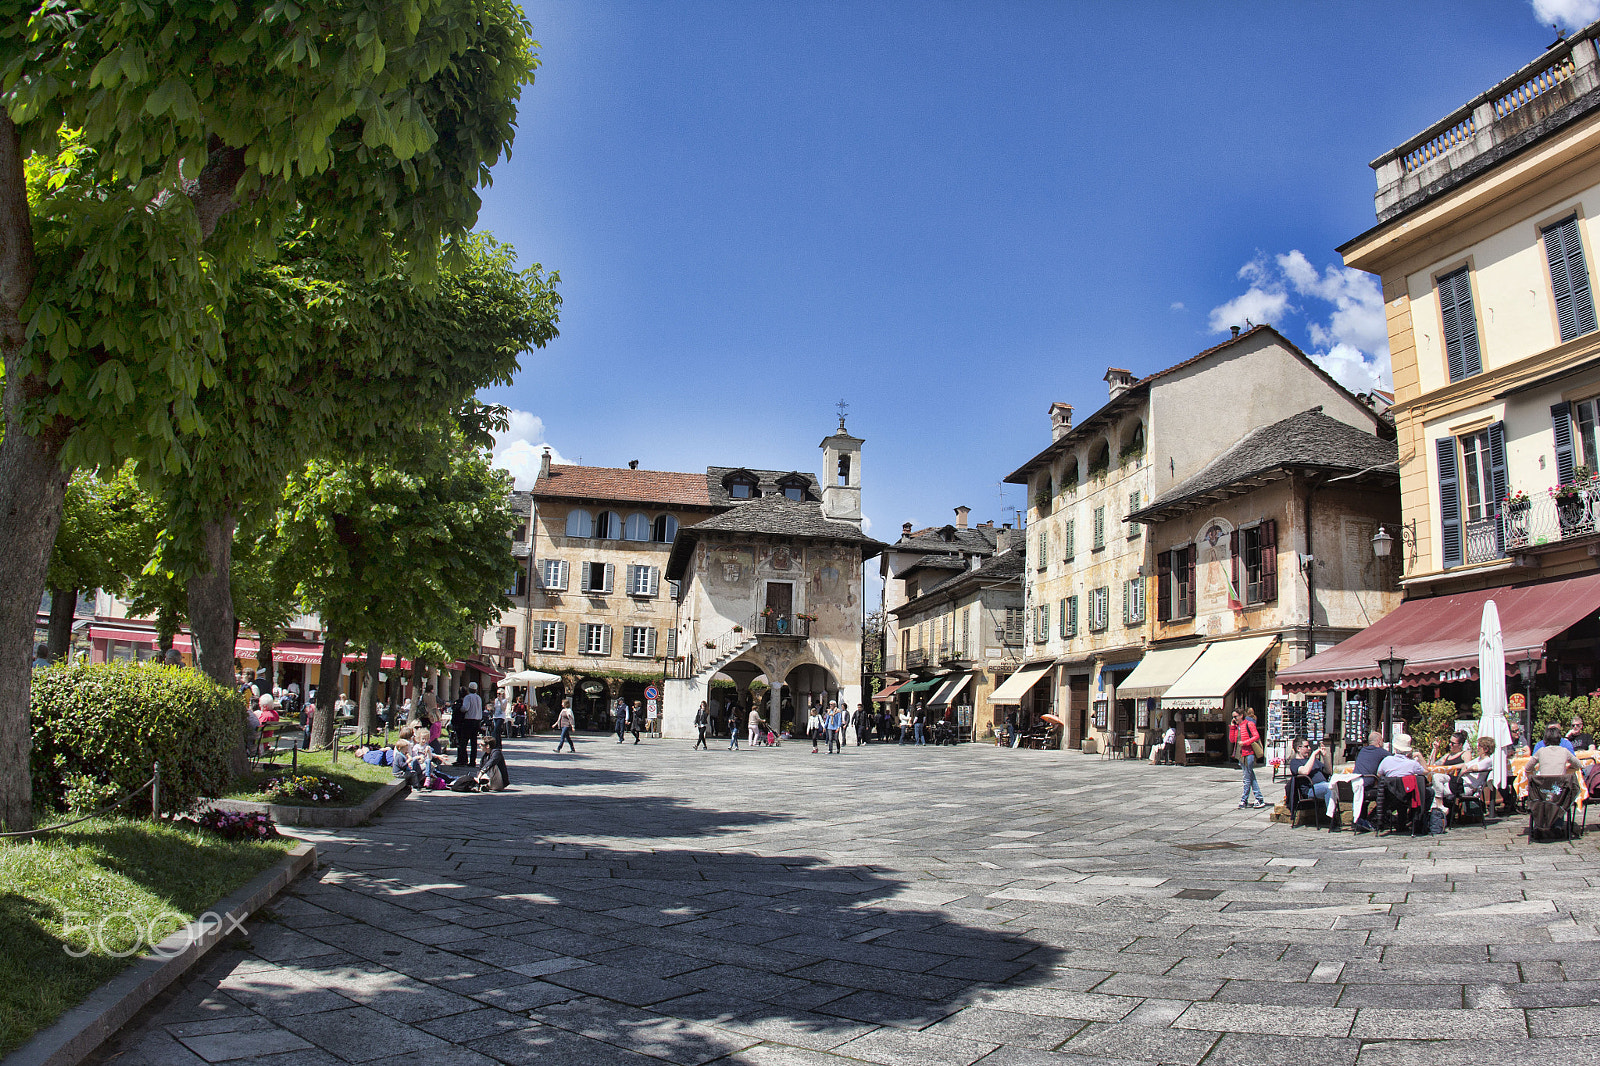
[31, 662, 245, 815]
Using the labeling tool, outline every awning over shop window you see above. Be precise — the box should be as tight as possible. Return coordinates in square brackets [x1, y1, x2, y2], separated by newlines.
[899, 677, 942, 695]
[267, 641, 326, 664]
[1161, 635, 1277, 711]
[1116, 645, 1205, 700]
[1276, 573, 1600, 691]
[988, 662, 1052, 704]
[871, 679, 907, 702]
[928, 674, 972, 708]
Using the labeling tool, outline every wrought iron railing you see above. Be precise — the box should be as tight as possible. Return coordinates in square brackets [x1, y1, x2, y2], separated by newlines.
[906, 647, 928, 667]
[1504, 490, 1599, 551]
[756, 615, 809, 638]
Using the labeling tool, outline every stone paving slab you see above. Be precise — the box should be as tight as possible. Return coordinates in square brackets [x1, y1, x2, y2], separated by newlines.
[88, 739, 1599, 1065]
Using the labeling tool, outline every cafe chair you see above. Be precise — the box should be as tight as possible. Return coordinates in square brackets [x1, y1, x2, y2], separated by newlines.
[1527, 774, 1580, 843]
[1450, 767, 1497, 834]
[1376, 775, 1432, 835]
[1284, 774, 1329, 830]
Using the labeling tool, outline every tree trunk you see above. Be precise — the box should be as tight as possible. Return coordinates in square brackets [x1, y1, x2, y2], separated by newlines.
[259, 635, 276, 693]
[187, 516, 238, 690]
[312, 630, 347, 749]
[359, 641, 382, 736]
[0, 112, 59, 832]
[47, 587, 77, 662]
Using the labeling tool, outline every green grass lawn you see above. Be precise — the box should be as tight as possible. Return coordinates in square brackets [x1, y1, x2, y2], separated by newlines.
[224, 744, 397, 808]
[0, 818, 293, 1057]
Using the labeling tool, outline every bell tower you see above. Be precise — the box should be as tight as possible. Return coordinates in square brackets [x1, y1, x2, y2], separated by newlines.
[820, 405, 863, 528]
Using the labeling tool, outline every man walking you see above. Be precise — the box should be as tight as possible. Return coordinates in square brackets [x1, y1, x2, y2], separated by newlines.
[554, 698, 577, 753]
[456, 682, 484, 766]
[913, 702, 927, 746]
[825, 702, 842, 754]
[614, 698, 629, 743]
[728, 706, 741, 750]
[491, 690, 509, 740]
[631, 700, 644, 744]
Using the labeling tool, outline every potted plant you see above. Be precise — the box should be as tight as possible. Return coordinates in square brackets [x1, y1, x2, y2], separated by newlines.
[1503, 488, 1531, 512]
[1554, 464, 1594, 535]
[732, 625, 743, 633]
[704, 641, 716, 650]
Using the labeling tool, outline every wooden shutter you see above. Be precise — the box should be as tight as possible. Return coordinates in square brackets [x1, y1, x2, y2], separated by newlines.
[1093, 507, 1105, 549]
[1157, 551, 1172, 622]
[600, 624, 613, 656]
[1064, 519, 1075, 560]
[648, 566, 660, 597]
[1259, 520, 1278, 602]
[555, 622, 567, 653]
[1183, 547, 1196, 617]
[1229, 529, 1240, 602]
[1487, 421, 1508, 556]
[602, 563, 615, 593]
[1068, 596, 1078, 636]
[1437, 267, 1481, 381]
[625, 564, 637, 593]
[1058, 598, 1066, 638]
[1552, 401, 1576, 485]
[580, 561, 593, 590]
[1437, 436, 1463, 569]
[1038, 602, 1050, 643]
[1544, 216, 1597, 342]
[646, 628, 658, 656]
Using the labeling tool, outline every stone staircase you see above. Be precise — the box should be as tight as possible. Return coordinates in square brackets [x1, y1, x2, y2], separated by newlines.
[693, 636, 758, 680]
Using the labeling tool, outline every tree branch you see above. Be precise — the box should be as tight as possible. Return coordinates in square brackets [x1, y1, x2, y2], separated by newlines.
[0, 112, 35, 339]
[184, 143, 250, 244]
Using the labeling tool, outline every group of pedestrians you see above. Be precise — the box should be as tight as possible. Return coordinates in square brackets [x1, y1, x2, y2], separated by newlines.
[807, 703, 852, 753]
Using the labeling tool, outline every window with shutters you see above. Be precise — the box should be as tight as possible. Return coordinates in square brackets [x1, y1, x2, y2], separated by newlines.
[1239, 521, 1278, 604]
[1003, 608, 1024, 644]
[1436, 266, 1483, 382]
[1543, 215, 1598, 343]
[1035, 603, 1050, 644]
[580, 623, 611, 655]
[580, 561, 614, 593]
[537, 621, 564, 652]
[1036, 529, 1048, 571]
[1573, 398, 1600, 474]
[668, 579, 681, 601]
[1123, 578, 1145, 625]
[625, 626, 656, 658]
[652, 514, 679, 543]
[1058, 598, 1067, 639]
[623, 513, 650, 541]
[541, 559, 569, 590]
[1460, 431, 1493, 522]
[1092, 506, 1106, 551]
[1088, 587, 1110, 632]
[1063, 519, 1076, 561]
[1159, 547, 1195, 619]
[1064, 595, 1079, 638]
[1127, 491, 1141, 538]
[626, 564, 658, 597]
[1437, 436, 1463, 569]
[595, 511, 622, 540]
[500, 625, 516, 649]
[565, 509, 594, 538]
[508, 569, 527, 597]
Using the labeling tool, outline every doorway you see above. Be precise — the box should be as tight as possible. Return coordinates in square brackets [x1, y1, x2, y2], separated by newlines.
[765, 582, 794, 633]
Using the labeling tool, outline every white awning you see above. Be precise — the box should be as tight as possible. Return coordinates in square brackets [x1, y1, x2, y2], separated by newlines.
[1160, 635, 1278, 711]
[928, 673, 972, 708]
[987, 663, 1052, 704]
[1116, 645, 1205, 700]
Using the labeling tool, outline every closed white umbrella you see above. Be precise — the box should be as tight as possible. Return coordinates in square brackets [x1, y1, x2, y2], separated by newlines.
[498, 669, 562, 689]
[1478, 600, 1513, 788]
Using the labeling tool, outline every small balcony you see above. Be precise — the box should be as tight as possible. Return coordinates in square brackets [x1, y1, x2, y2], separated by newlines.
[755, 615, 809, 639]
[939, 643, 972, 664]
[905, 647, 929, 667]
[1504, 490, 1599, 553]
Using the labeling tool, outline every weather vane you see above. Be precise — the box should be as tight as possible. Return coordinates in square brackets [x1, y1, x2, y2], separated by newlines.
[836, 398, 849, 430]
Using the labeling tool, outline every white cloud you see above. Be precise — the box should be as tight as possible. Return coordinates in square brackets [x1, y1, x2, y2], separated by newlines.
[1208, 249, 1392, 395]
[1533, 0, 1600, 31]
[860, 514, 873, 534]
[492, 410, 572, 489]
[1170, 301, 1185, 312]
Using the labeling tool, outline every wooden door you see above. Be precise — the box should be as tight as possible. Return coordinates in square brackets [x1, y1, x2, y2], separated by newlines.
[765, 583, 793, 632]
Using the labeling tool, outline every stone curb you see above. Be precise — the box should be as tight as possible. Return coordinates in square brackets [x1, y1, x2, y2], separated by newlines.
[204, 778, 410, 826]
[2, 841, 318, 1066]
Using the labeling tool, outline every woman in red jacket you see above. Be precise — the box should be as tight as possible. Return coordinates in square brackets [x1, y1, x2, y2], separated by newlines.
[1229, 709, 1266, 809]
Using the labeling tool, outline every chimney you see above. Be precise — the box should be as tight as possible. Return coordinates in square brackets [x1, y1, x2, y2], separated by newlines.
[901, 521, 914, 540]
[1049, 402, 1074, 441]
[954, 505, 970, 529]
[1230, 325, 1240, 338]
[1104, 368, 1136, 400]
[539, 447, 552, 481]
[628, 459, 639, 470]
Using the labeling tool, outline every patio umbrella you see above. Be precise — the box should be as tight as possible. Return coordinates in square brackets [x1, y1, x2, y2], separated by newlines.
[1040, 714, 1065, 727]
[498, 669, 562, 689]
[1478, 600, 1513, 789]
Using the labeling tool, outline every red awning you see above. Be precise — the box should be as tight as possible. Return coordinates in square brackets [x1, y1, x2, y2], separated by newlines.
[872, 679, 907, 702]
[1276, 573, 1600, 691]
[342, 652, 401, 669]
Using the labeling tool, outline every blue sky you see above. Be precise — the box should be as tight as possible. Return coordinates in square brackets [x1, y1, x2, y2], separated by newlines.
[481, 0, 1592, 554]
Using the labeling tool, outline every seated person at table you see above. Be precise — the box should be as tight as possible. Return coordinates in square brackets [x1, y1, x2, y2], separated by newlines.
[1349, 731, 1390, 831]
[1564, 715, 1593, 752]
[1285, 737, 1331, 815]
[1527, 724, 1584, 834]
[1432, 735, 1495, 813]
[1533, 726, 1577, 755]
[1375, 747, 1429, 828]
[1429, 730, 1469, 767]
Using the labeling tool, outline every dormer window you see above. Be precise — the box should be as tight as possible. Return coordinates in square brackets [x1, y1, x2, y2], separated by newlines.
[784, 486, 803, 501]
[730, 482, 752, 499]
[723, 469, 760, 499]
[776, 473, 810, 502]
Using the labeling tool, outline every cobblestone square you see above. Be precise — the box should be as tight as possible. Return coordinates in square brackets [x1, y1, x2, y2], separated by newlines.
[101, 739, 1600, 1065]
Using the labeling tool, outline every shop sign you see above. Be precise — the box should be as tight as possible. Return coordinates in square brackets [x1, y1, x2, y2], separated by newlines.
[580, 680, 605, 696]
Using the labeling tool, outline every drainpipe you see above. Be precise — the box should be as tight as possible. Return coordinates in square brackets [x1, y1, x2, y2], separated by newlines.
[1303, 474, 1315, 660]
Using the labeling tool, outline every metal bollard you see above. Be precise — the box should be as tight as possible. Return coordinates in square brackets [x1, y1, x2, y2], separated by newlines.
[152, 761, 161, 821]
[292, 744, 298, 772]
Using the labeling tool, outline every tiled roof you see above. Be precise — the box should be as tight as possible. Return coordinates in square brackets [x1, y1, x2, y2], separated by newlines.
[901, 554, 967, 576]
[893, 549, 1025, 615]
[533, 465, 714, 508]
[666, 496, 887, 577]
[1131, 408, 1398, 522]
[889, 525, 999, 555]
[705, 467, 822, 507]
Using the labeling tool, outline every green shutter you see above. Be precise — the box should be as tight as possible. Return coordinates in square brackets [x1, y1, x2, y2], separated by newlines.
[1544, 215, 1597, 342]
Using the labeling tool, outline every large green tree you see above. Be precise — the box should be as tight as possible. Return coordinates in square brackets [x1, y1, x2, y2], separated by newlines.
[0, 2, 536, 827]
[279, 433, 518, 748]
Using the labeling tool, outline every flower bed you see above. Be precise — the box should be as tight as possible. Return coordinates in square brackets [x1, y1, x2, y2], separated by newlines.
[261, 773, 344, 804]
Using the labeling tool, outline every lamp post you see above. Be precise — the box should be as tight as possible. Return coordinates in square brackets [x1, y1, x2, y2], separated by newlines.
[1371, 526, 1393, 559]
[1376, 646, 1406, 743]
[1515, 652, 1539, 748]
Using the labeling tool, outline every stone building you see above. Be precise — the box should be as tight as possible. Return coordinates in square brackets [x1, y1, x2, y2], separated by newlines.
[1280, 22, 1600, 727]
[878, 509, 1009, 675]
[1125, 408, 1400, 763]
[525, 451, 821, 727]
[661, 422, 885, 738]
[1002, 326, 1391, 753]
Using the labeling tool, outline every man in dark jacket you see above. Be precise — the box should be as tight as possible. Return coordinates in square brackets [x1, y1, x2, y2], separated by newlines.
[1350, 730, 1391, 832]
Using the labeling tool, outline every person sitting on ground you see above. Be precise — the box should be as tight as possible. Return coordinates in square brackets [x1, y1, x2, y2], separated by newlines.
[1349, 730, 1391, 832]
[1285, 737, 1331, 819]
[453, 734, 510, 791]
[1526, 723, 1585, 836]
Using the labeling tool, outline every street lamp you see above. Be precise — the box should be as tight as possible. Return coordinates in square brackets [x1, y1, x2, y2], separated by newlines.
[1515, 652, 1540, 748]
[1376, 645, 1407, 742]
[1371, 526, 1393, 558]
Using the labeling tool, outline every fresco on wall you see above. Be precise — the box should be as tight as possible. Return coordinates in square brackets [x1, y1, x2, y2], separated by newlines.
[715, 549, 754, 585]
[1195, 518, 1236, 619]
[771, 545, 794, 571]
